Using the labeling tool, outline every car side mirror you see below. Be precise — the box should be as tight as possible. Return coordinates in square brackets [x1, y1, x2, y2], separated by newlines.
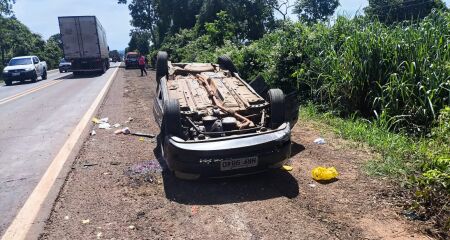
[33, 60, 39, 64]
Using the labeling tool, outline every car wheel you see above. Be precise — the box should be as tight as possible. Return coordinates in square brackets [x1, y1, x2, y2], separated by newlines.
[268, 89, 285, 128]
[156, 51, 168, 84]
[5, 80, 12, 86]
[31, 71, 38, 83]
[42, 69, 47, 80]
[218, 55, 238, 74]
[59, 69, 63, 73]
[164, 99, 182, 138]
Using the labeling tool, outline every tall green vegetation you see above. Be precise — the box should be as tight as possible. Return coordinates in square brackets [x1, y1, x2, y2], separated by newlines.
[119, 0, 278, 48]
[365, 0, 447, 24]
[293, 0, 340, 23]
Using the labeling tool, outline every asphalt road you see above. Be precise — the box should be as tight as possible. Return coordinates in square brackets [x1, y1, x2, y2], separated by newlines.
[0, 63, 120, 235]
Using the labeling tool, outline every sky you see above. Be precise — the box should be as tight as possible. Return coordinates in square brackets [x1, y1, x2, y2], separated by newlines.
[12, 0, 450, 51]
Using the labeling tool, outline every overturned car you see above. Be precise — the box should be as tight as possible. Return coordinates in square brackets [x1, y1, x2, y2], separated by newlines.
[153, 51, 299, 179]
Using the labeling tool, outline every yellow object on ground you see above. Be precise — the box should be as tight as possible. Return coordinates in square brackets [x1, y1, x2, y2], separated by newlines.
[92, 117, 100, 124]
[139, 137, 145, 142]
[281, 165, 293, 171]
[311, 167, 339, 181]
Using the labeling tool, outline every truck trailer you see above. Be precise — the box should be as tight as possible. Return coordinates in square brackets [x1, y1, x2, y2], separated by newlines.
[58, 16, 110, 75]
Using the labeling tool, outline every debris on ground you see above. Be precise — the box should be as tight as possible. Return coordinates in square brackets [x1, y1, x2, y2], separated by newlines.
[83, 163, 98, 168]
[113, 123, 121, 128]
[131, 132, 155, 138]
[64, 216, 70, 220]
[81, 219, 90, 224]
[308, 183, 317, 188]
[139, 137, 145, 142]
[128, 225, 136, 230]
[191, 206, 199, 215]
[92, 117, 111, 129]
[98, 122, 111, 129]
[125, 160, 163, 185]
[312, 167, 339, 181]
[313, 137, 326, 145]
[114, 127, 131, 135]
[91, 130, 96, 136]
[125, 117, 134, 123]
[281, 165, 293, 171]
[96, 232, 102, 239]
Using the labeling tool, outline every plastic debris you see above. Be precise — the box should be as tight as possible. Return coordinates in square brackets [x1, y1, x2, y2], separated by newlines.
[96, 232, 103, 239]
[91, 130, 96, 136]
[100, 117, 109, 123]
[82, 219, 90, 224]
[64, 216, 70, 220]
[281, 165, 293, 171]
[92, 117, 100, 124]
[139, 137, 145, 142]
[98, 123, 111, 129]
[128, 225, 136, 230]
[308, 183, 317, 188]
[113, 123, 121, 128]
[313, 138, 326, 145]
[115, 127, 131, 135]
[191, 206, 199, 215]
[311, 167, 339, 181]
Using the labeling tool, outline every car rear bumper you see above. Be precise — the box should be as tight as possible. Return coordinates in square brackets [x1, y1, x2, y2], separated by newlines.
[163, 123, 292, 177]
[3, 70, 35, 81]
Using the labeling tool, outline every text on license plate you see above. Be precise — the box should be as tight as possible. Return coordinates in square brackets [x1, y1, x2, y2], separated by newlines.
[220, 156, 258, 171]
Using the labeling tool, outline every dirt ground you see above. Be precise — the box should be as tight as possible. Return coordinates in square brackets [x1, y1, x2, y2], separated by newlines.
[40, 67, 431, 240]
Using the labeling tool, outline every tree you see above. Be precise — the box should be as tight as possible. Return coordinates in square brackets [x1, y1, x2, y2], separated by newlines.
[274, 0, 295, 21]
[364, 0, 447, 24]
[48, 33, 63, 50]
[204, 11, 237, 46]
[293, 0, 339, 23]
[0, 0, 15, 16]
[128, 31, 150, 55]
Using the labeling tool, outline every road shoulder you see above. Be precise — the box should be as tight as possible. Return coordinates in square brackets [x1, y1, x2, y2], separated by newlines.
[41, 68, 430, 240]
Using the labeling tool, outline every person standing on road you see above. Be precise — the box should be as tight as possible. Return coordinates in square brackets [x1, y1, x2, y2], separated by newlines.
[139, 54, 147, 76]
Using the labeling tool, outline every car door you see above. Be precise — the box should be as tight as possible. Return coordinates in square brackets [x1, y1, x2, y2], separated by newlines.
[33, 57, 41, 75]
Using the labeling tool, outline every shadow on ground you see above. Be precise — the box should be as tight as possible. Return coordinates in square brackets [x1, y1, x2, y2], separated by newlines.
[153, 136, 301, 205]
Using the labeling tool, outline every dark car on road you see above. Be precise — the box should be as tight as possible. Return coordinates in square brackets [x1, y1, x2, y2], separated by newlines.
[58, 59, 71, 73]
[125, 52, 139, 69]
[153, 51, 300, 180]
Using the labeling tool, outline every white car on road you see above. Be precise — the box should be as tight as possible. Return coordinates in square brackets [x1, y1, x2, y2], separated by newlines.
[2, 56, 48, 86]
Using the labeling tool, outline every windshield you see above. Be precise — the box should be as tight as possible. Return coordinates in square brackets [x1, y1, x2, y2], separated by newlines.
[9, 58, 32, 66]
[60, 59, 67, 63]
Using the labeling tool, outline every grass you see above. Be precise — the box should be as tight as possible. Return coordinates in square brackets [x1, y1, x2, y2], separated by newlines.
[300, 103, 423, 178]
[300, 103, 449, 238]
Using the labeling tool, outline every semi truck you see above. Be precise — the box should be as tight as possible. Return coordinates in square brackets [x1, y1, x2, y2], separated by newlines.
[58, 16, 110, 75]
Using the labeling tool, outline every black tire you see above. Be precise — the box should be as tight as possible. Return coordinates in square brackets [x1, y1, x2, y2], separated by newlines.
[59, 69, 63, 73]
[42, 69, 47, 80]
[101, 62, 107, 74]
[218, 55, 238, 74]
[5, 80, 12, 86]
[156, 51, 168, 84]
[31, 71, 38, 83]
[164, 99, 182, 137]
[268, 89, 285, 128]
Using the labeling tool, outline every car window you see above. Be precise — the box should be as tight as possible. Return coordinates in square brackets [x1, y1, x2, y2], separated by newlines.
[9, 58, 32, 66]
[35, 57, 40, 62]
[127, 54, 138, 59]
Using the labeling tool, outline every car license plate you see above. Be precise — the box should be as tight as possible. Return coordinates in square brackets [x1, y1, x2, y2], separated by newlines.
[220, 156, 258, 171]
[12, 73, 20, 76]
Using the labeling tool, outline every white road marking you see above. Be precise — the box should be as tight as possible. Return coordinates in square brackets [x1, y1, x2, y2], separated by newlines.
[1, 67, 119, 240]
